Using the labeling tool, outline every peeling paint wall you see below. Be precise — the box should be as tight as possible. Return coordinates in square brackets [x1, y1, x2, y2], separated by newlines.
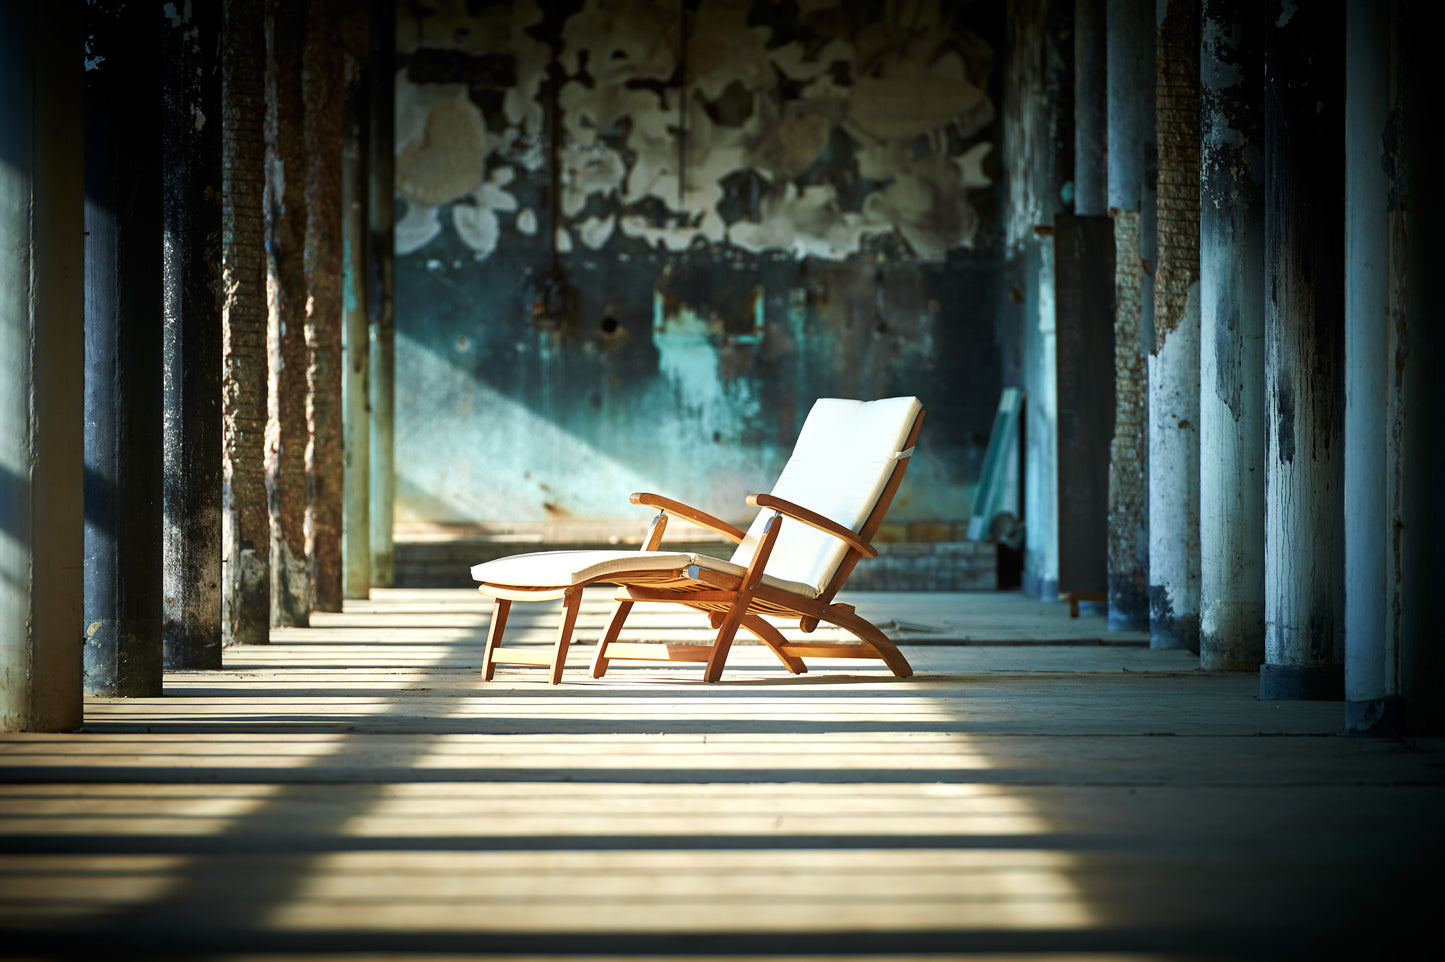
[392, 0, 1004, 533]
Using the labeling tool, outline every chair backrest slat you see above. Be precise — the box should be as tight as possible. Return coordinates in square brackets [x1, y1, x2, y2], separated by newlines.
[729, 397, 924, 596]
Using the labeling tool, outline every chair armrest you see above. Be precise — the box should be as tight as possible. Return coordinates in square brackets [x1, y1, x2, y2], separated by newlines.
[745, 494, 878, 558]
[630, 492, 748, 544]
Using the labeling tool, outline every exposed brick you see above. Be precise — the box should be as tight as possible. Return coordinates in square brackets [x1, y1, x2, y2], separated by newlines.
[303, 0, 345, 613]
[1110, 210, 1149, 619]
[1154, 0, 1201, 343]
[265, 0, 313, 626]
[222, 0, 270, 646]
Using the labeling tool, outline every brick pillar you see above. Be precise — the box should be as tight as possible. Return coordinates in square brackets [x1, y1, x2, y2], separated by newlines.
[1199, 0, 1266, 671]
[162, 0, 225, 670]
[1106, 0, 1155, 631]
[1261, 0, 1345, 700]
[221, 0, 271, 646]
[1109, 209, 1150, 631]
[266, 0, 312, 626]
[305, 0, 345, 613]
[1148, 0, 1201, 651]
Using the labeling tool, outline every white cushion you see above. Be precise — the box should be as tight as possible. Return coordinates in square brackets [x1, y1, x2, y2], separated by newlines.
[471, 550, 691, 586]
[471, 549, 821, 599]
[729, 396, 921, 594]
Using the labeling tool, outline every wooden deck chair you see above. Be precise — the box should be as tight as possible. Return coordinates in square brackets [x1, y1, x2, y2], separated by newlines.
[470, 396, 924, 683]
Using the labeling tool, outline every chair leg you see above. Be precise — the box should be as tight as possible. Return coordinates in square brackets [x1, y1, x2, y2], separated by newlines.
[703, 604, 750, 683]
[590, 599, 634, 678]
[827, 605, 914, 678]
[703, 511, 781, 682]
[481, 597, 511, 681]
[549, 589, 583, 685]
[741, 615, 807, 674]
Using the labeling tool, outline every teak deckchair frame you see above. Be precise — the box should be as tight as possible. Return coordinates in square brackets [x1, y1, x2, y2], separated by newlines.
[477, 406, 924, 683]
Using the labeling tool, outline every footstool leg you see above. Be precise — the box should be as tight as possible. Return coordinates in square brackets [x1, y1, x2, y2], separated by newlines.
[481, 597, 511, 681]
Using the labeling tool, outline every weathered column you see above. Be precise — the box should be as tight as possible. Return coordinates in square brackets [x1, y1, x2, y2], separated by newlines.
[1051, 0, 1112, 608]
[1074, 0, 1108, 216]
[1105, 0, 1154, 630]
[1054, 214, 1115, 605]
[1007, 0, 1074, 602]
[1198, 0, 1265, 671]
[162, 1, 225, 670]
[1340, 0, 1387, 728]
[305, 0, 346, 613]
[82, 1, 164, 696]
[369, 0, 398, 588]
[1148, 0, 1201, 651]
[266, 0, 313, 626]
[1345, 0, 1445, 734]
[221, 0, 271, 646]
[342, 3, 372, 599]
[0, 1, 85, 732]
[1343, 0, 1390, 731]
[1395, 4, 1445, 735]
[1261, 0, 1345, 701]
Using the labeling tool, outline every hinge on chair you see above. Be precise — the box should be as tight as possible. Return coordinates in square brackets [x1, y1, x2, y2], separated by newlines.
[643, 509, 669, 551]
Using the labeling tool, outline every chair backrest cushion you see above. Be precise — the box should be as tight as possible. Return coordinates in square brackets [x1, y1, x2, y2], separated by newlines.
[729, 396, 922, 596]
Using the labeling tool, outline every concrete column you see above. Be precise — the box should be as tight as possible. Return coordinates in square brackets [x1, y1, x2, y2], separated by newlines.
[342, 3, 372, 600]
[368, 0, 397, 588]
[1055, 214, 1116, 603]
[1020, 234, 1060, 603]
[1105, 0, 1154, 631]
[1074, 0, 1108, 216]
[1345, 0, 1445, 734]
[1198, 0, 1265, 671]
[1052, 0, 1111, 607]
[83, 1, 164, 696]
[1007, 0, 1073, 603]
[266, 0, 313, 626]
[221, 0, 272, 646]
[162, 1, 225, 670]
[1147, 0, 1201, 651]
[1261, 0, 1345, 701]
[1343, 0, 1390, 729]
[1396, 4, 1445, 735]
[0, 1, 85, 732]
[305, 0, 346, 613]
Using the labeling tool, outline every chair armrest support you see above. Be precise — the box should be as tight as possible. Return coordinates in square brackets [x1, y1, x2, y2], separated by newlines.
[631, 492, 748, 544]
[745, 494, 878, 558]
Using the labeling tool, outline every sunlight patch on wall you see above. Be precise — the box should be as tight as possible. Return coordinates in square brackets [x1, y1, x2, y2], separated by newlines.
[394, 335, 656, 523]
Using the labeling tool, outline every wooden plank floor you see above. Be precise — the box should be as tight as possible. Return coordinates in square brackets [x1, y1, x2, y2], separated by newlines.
[2, 589, 1443, 960]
